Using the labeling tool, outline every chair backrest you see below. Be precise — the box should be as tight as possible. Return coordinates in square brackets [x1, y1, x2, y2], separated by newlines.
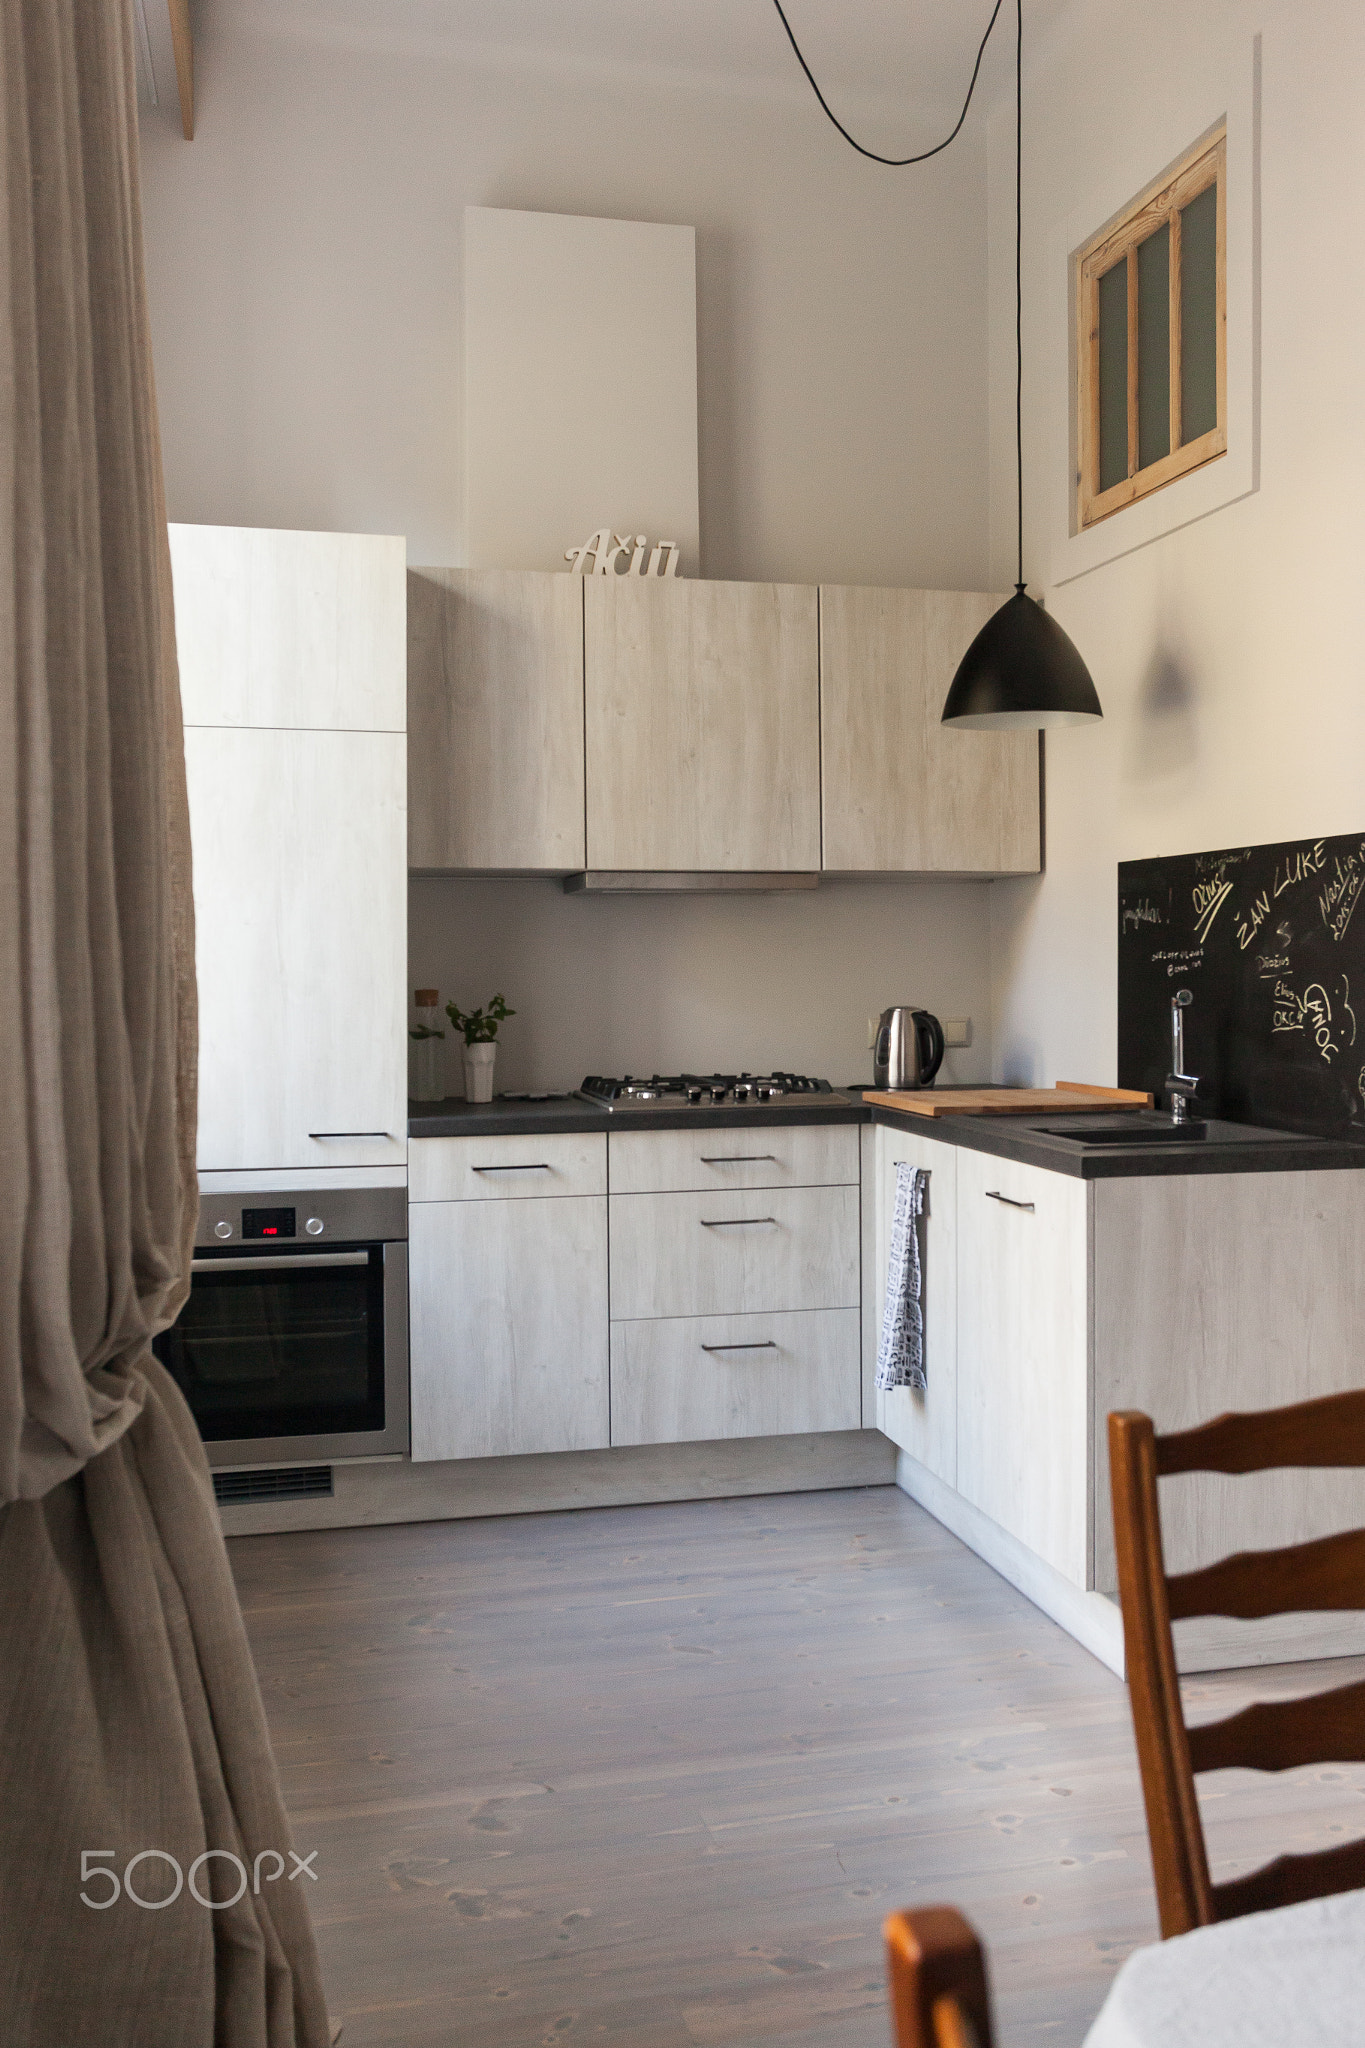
[883, 1906, 995, 2048]
[1109, 1390, 1365, 1938]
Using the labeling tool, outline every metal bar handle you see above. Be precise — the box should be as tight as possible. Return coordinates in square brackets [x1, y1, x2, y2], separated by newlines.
[700, 1216, 778, 1228]
[192, 1251, 371, 1273]
[309, 1130, 391, 1139]
[471, 1163, 552, 1173]
[985, 1190, 1035, 1211]
[701, 1341, 778, 1353]
[699, 1154, 777, 1165]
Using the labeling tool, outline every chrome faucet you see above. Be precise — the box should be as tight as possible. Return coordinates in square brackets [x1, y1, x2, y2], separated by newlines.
[1165, 988, 1198, 1121]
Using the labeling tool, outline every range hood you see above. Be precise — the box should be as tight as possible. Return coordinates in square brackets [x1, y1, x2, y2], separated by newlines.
[562, 871, 820, 895]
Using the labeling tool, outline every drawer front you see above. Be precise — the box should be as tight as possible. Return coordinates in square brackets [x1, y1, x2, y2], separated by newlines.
[410, 1131, 606, 1202]
[610, 1308, 861, 1447]
[608, 1122, 859, 1195]
[609, 1185, 859, 1320]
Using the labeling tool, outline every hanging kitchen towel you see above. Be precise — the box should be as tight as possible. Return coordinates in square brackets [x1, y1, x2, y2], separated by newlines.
[876, 1163, 928, 1393]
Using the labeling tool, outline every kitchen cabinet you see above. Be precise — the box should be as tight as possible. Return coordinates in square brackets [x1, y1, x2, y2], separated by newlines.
[185, 727, 407, 1173]
[409, 1188, 609, 1461]
[610, 1308, 861, 1447]
[871, 1125, 958, 1487]
[954, 1149, 1090, 1585]
[407, 568, 586, 872]
[818, 585, 1040, 874]
[606, 1126, 860, 1447]
[583, 577, 821, 872]
[169, 523, 406, 733]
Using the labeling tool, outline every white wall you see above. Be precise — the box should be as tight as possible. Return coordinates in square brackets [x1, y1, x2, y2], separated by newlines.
[988, 1, 1365, 1088]
[138, 6, 991, 589]
[410, 876, 993, 1096]
[139, 3, 1003, 1087]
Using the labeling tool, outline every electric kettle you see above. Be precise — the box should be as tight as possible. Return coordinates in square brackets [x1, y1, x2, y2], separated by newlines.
[873, 1007, 945, 1091]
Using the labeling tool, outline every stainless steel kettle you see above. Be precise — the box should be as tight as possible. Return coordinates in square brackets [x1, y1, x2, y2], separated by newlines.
[873, 1007, 945, 1091]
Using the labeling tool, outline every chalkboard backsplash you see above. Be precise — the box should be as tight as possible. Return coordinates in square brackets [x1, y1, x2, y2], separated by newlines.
[1119, 832, 1365, 1142]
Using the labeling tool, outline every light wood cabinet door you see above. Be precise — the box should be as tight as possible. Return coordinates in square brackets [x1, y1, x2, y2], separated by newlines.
[409, 1196, 609, 1461]
[819, 586, 1039, 874]
[610, 1308, 861, 1447]
[410, 1131, 606, 1203]
[170, 524, 406, 732]
[609, 1186, 858, 1321]
[954, 1151, 1090, 1585]
[608, 1123, 858, 1195]
[185, 727, 407, 1173]
[584, 578, 820, 871]
[872, 1125, 959, 1486]
[407, 569, 586, 871]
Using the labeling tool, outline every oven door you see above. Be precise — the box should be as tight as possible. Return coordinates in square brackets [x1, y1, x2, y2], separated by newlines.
[154, 1241, 409, 1468]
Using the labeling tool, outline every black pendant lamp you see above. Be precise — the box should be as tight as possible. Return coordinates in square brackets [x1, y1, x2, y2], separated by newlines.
[941, 0, 1102, 729]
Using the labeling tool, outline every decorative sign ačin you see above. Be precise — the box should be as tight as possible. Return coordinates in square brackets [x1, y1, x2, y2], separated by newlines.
[564, 529, 681, 577]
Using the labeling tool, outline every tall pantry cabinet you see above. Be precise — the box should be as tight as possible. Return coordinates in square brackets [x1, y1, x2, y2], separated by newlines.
[170, 525, 408, 1174]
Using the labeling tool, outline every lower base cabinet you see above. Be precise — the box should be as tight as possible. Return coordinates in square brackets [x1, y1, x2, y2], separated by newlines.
[409, 1194, 609, 1460]
[610, 1308, 861, 1447]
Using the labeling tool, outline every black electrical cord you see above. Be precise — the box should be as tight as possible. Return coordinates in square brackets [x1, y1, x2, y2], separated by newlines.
[772, 0, 1027, 590]
[769, 0, 1004, 167]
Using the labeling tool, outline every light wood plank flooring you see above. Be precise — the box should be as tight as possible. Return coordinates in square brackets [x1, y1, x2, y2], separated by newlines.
[229, 1485, 1365, 2047]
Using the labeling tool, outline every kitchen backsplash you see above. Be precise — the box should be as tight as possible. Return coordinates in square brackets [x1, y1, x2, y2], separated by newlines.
[410, 874, 993, 1096]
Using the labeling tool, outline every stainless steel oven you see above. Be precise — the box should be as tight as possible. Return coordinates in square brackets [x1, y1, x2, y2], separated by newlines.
[154, 1185, 408, 1469]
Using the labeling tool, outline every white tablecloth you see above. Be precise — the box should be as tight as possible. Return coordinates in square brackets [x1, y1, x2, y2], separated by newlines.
[1082, 1888, 1365, 2047]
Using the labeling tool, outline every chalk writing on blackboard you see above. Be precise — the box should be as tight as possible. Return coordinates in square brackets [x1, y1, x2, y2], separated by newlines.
[1119, 831, 1365, 1141]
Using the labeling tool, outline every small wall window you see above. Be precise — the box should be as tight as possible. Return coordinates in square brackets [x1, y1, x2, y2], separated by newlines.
[1075, 127, 1226, 530]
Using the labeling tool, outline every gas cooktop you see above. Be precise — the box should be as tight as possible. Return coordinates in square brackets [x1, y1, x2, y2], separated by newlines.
[577, 1072, 847, 1110]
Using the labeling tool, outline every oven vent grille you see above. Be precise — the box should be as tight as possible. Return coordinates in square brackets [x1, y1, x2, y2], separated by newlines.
[213, 1465, 334, 1507]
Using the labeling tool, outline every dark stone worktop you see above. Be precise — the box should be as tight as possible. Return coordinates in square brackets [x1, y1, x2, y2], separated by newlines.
[409, 1089, 1365, 1179]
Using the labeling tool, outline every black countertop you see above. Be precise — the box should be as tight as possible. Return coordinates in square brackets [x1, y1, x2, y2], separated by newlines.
[409, 1090, 1365, 1178]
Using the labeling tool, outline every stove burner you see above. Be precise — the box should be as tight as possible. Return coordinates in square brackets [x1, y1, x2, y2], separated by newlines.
[578, 1072, 841, 1111]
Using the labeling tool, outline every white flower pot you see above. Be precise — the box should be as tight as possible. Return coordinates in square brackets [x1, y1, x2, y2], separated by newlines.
[463, 1041, 497, 1103]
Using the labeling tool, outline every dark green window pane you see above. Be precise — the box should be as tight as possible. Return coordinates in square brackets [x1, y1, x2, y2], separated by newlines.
[1097, 258, 1128, 492]
[1137, 224, 1170, 470]
[1180, 181, 1218, 442]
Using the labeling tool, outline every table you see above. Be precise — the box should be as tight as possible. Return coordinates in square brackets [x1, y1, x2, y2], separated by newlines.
[1083, 1888, 1365, 2046]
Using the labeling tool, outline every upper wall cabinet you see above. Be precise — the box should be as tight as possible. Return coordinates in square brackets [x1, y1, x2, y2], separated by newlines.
[407, 568, 586, 872]
[584, 577, 821, 872]
[819, 586, 1040, 875]
[169, 524, 406, 733]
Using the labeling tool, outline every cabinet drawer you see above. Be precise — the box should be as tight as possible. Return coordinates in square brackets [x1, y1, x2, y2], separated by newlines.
[410, 1131, 606, 1202]
[609, 1185, 859, 1320]
[608, 1123, 858, 1194]
[610, 1308, 861, 1447]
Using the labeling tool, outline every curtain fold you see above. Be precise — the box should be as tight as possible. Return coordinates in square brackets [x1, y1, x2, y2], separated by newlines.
[0, 1, 329, 2040]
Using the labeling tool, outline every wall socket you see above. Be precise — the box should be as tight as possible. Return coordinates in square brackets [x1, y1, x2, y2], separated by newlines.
[866, 1014, 972, 1049]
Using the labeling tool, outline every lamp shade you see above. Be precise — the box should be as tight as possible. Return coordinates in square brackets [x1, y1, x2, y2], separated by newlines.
[941, 587, 1103, 729]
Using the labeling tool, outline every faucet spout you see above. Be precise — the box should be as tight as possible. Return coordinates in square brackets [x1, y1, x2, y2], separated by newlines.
[1166, 988, 1197, 1122]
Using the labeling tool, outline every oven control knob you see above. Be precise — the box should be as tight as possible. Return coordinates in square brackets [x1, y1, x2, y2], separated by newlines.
[305, 1217, 325, 1236]
[214, 1220, 232, 1240]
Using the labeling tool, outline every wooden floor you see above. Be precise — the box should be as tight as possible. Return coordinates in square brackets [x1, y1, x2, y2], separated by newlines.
[229, 1485, 1365, 2048]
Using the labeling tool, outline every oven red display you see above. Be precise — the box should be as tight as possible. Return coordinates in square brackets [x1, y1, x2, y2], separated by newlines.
[242, 1207, 297, 1240]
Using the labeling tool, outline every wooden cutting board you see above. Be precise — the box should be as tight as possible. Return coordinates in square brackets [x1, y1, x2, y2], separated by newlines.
[863, 1081, 1154, 1118]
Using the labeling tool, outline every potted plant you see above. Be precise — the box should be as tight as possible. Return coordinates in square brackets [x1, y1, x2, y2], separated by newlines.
[446, 993, 515, 1103]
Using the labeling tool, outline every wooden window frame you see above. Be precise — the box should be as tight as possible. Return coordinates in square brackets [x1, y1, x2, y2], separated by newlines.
[1076, 128, 1226, 530]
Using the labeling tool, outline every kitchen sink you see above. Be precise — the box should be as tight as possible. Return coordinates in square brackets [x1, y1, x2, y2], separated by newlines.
[1038, 1116, 1208, 1144]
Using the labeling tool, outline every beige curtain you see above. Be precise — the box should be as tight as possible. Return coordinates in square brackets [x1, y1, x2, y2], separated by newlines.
[0, 2, 329, 2041]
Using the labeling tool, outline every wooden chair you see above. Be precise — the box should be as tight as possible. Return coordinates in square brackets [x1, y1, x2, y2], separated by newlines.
[883, 1907, 995, 2048]
[1109, 1391, 1365, 1938]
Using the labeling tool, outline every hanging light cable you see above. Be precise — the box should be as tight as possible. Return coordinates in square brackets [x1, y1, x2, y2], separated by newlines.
[771, 0, 1102, 728]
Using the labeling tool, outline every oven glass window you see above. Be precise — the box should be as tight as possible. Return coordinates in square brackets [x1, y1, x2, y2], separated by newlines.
[154, 1249, 385, 1442]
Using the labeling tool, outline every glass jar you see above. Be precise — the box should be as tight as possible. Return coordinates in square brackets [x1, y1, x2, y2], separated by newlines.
[409, 988, 446, 1101]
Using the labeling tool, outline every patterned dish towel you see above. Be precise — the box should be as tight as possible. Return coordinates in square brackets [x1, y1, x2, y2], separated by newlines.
[876, 1162, 927, 1393]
